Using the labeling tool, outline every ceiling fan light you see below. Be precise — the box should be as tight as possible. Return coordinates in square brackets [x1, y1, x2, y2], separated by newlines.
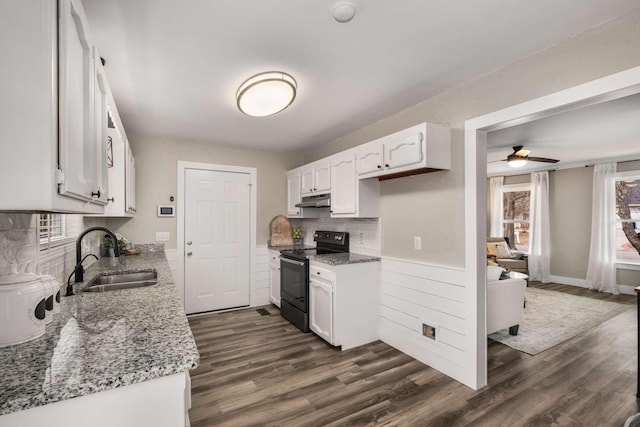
[236, 71, 297, 117]
[507, 158, 528, 168]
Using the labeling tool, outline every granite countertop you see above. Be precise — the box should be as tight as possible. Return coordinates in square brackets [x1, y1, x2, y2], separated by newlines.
[0, 250, 199, 416]
[308, 252, 381, 266]
[268, 244, 315, 251]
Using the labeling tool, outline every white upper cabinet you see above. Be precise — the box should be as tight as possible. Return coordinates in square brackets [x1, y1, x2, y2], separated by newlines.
[330, 154, 357, 216]
[286, 171, 302, 217]
[58, 0, 98, 203]
[355, 142, 384, 176]
[0, 0, 119, 213]
[356, 122, 450, 179]
[92, 52, 110, 206]
[301, 160, 331, 196]
[330, 151, 380, 218]
[125, 141, 137, 214]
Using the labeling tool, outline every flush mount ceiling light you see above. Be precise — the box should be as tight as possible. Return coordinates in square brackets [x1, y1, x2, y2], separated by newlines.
[332, 3, 356, 23]
[236, 71, 297, 117]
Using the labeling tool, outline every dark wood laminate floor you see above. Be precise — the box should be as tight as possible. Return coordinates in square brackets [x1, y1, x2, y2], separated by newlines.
[188, 283, 639, 426]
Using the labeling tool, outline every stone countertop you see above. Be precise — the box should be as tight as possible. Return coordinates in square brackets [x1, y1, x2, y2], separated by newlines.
[268, 244, 315, 252]
[0, 251, 199, 416]
[308, 253, 381, 266]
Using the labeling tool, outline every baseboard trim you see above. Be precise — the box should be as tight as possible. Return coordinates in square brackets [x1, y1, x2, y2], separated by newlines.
[549, 275, 635, 296]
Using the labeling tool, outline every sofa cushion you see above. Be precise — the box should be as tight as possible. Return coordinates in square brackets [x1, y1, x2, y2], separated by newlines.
[487, 265, 503, 282]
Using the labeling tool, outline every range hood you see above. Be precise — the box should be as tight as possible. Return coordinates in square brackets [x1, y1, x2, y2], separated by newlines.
[295, 194, 330, 208]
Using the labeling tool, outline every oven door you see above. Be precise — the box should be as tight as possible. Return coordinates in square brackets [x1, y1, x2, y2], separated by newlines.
[280, 255, 309, 312]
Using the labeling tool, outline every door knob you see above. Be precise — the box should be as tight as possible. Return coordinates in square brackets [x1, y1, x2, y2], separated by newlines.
[186, 251, 193, 256]
[186, 241, 192, 245]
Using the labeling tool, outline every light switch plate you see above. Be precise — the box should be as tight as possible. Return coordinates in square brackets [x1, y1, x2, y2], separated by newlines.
[156, 231, 170, 242]
[414, 236, 422, 250]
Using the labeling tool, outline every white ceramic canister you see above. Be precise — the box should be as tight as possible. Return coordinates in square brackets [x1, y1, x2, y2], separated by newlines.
[0, 266, 47, 347]
[41, 275, 56, 324]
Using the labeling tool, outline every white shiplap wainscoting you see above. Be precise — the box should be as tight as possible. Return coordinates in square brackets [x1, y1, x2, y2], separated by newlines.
[379, 257, 471, 386]
[252, 245, 271, 307]
[164, 249, 177, 280]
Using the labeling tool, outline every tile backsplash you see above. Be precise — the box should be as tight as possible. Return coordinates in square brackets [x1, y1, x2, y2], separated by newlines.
[292, 217, 382, 257]
[0, 214, 37, 275]
[0, 213, 106, 284]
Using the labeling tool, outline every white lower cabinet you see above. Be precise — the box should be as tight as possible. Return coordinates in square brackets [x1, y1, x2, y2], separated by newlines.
[309, 260, 380, 350]
[269, 250, 281, 307]
[309, 278, 334, 344]
[0, 372, 190, 427]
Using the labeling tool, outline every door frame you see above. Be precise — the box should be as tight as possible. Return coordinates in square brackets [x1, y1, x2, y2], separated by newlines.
[176, 161, 257, 309]
[464, 65, 640, 389]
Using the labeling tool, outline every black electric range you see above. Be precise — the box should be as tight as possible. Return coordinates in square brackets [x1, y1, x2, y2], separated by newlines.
[279, 231, 349, 332]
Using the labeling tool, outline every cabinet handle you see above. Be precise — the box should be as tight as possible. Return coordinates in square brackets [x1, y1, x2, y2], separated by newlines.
[317, 272, 320, 275]
[186, 241, 192, 245]
[91, 190, 101, 198]
[385, 164, 389, 168]
[186, 251, 193, 256]
[107, 197, 114, 203]
[377, 165, 382, 169]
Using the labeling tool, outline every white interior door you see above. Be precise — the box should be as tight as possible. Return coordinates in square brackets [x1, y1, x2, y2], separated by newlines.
[184, 169, 251, 314]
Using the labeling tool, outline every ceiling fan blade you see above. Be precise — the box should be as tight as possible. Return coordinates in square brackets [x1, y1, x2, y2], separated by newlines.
[487, 159, 507, 163]
[528, 156, 559, 163]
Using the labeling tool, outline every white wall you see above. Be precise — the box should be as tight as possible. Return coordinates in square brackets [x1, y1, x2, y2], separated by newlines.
[107, 136, 303, 249]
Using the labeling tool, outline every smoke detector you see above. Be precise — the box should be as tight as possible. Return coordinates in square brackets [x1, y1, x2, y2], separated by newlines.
[332, 3, 356, 23]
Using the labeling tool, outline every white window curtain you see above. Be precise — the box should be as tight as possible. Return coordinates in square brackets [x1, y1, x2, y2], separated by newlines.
[528, 171, 550, 282]
[586, 163, 618, 294]
[489, 176, 504, 237]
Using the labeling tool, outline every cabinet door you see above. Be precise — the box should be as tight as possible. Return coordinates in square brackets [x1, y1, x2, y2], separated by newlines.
[58, 0, 97, 202]
[314, 161, 331, 193]
[125, 141, 136, 213]
[269, 258, 280, 307]
[286, 171, 301, 217]
[309, 278, 333, 344]
[330, 155, 357, 215]
[355, 142, 384, 176]
[300, 167, 315, 195]
[92, 52, 109, 205]
[384, 132, 424, 170]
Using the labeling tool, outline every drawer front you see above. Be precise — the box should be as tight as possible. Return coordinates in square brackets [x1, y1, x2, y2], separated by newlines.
[309, 264, 335, 283]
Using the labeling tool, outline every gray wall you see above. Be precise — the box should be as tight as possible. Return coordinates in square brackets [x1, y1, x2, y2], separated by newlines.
[107, 136, 303, 248]
[300, 8, 640, 267]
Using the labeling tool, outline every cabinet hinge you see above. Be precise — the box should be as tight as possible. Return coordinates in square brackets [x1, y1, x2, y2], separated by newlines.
[56, 168, 65, 185]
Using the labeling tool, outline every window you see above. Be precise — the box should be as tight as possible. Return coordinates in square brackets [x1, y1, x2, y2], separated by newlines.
[502, 183, 530, 252]
[615, 172, 640, 265]
[38, 214, 81, 249]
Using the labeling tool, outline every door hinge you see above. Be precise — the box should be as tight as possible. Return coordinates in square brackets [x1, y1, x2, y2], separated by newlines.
[56, 168, 65, 185]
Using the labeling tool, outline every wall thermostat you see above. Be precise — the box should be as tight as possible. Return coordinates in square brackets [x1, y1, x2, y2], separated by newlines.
[157, 205, 175, 217]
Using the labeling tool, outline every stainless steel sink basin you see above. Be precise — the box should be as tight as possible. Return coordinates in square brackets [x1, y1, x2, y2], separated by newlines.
[83, 270, 158, 293]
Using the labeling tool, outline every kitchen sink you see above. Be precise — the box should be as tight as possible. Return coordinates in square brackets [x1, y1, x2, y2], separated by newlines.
[83, 270, 158, 293]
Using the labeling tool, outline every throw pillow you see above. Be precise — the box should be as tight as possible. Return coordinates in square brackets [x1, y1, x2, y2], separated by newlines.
[494, 242, 512, 259]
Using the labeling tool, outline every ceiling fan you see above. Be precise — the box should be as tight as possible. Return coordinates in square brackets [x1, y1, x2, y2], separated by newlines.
[493, 146, 560, 168]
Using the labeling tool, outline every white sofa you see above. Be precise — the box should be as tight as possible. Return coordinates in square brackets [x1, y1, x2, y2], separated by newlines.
[487, 266, 527, 336]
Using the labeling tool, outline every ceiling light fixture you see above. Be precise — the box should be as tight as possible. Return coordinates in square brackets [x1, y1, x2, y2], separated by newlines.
[507, 157, 528, 168]
[236, 71, 297, 117]
[333, 3, 356, 23]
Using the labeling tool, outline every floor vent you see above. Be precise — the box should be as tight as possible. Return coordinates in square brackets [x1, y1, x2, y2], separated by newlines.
[256, 308, 271, 316]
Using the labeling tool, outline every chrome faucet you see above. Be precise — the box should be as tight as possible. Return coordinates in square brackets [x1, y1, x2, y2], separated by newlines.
[74, 226, 120, 284]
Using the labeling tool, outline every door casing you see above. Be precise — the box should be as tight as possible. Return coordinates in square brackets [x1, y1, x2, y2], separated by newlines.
[177, 161, 257, 308]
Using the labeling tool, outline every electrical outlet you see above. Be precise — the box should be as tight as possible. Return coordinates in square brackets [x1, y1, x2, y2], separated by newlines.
[422, 324, 436, 340]
[155, 231, 170, 242]
[414, 236, 422, 250]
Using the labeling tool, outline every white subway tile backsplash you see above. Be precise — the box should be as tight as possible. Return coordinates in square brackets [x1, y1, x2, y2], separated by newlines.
[297, 217, 382, 257]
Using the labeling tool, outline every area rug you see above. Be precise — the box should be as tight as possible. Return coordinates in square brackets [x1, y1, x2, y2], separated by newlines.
[488, 287, 633, 355]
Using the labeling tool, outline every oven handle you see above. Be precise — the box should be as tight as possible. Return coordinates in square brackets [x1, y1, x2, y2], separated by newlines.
[280, 256, 306, 267]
